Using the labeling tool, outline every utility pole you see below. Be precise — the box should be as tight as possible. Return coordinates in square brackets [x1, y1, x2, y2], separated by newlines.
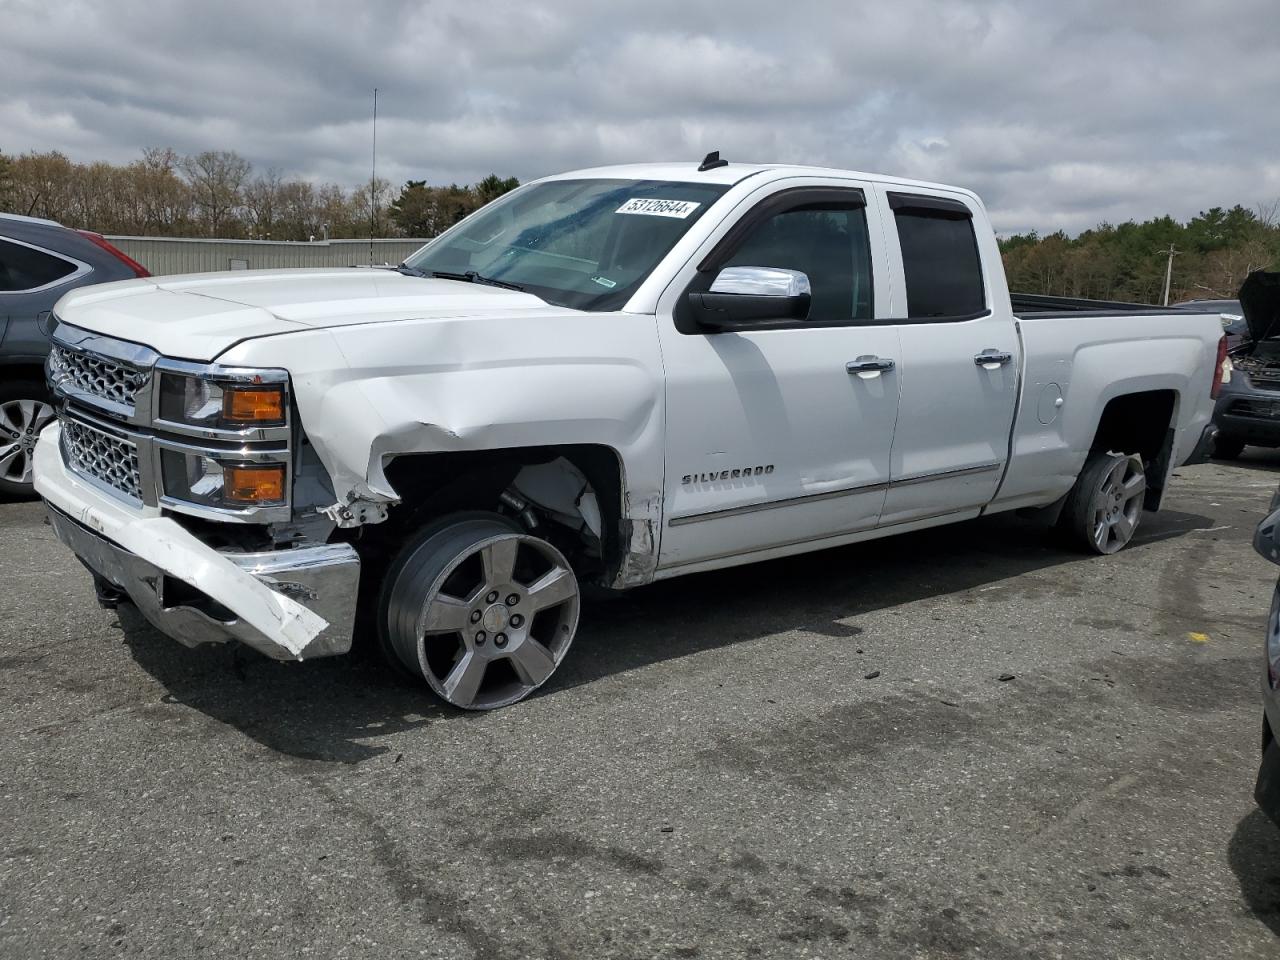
[1161, 243, 1179, 306]
[370, 87, 378, 266]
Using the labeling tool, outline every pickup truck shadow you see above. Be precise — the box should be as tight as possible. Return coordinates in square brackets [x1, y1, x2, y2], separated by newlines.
[115, 604, 451, 764]
[1227, 809, 1280, 935]
[115, 507, 1213, 764]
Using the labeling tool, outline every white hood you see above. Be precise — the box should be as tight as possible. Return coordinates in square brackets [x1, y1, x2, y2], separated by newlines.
[53, 268, 557, 361]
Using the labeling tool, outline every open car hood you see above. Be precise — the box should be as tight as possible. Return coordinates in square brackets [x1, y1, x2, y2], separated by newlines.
[1241, 271, 1280, 345]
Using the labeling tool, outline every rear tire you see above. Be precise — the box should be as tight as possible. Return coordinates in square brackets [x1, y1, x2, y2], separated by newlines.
[0, 379, 56, 499]
[377, 512, 581, 710]
[1060, 451, 1146, 555]
[1213, 436, 1246, 460]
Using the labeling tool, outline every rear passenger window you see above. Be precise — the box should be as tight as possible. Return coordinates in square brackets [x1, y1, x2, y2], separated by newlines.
[890, 195, 985, 319]
[0, 239, 77, 292]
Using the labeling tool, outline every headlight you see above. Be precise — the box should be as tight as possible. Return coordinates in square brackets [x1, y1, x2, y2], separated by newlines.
[161, 451, 288, 510]
[157, 372, 287, 430]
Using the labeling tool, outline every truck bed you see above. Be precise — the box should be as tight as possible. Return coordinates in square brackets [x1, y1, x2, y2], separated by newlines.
[991, 305, 1221, 516]
[1011, 292, 1174, 318]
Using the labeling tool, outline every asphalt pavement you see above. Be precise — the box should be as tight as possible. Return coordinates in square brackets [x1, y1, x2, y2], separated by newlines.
[2, 457, 1279, 959]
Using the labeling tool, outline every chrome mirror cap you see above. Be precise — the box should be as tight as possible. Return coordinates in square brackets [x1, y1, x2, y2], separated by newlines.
[709, 266, 811, 298]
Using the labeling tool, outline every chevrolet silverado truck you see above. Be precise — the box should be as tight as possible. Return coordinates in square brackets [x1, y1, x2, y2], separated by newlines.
[33, 160, 1226, 710]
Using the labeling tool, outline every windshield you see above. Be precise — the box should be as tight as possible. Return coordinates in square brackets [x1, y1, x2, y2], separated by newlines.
[403, 178, 730, 311]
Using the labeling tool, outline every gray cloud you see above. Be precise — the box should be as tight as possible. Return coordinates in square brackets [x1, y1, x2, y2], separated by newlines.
[1, 0, 1277, 234]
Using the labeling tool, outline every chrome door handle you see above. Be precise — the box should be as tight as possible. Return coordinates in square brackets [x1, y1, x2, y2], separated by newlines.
[974, 349, 1013, 369]
[847, 356, 896, 376]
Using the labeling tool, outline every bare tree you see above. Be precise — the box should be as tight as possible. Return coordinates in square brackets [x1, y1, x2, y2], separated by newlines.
[1255, 198, 1280, 230]
[244, 167, 285, 239]
[180, 150, 251, 236]
[132, 148, 192, 235]
[0, 150, 14, 212]
[10, 151, 76, 221]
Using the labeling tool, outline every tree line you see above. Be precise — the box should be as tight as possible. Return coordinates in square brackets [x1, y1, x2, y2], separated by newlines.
[2, 146, 1276, 301]
[1000, 203, 1280, 303]
[0, 148, 519, 241]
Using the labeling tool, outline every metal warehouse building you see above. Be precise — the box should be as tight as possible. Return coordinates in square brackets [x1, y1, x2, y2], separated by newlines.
[105, 237, 432, 276]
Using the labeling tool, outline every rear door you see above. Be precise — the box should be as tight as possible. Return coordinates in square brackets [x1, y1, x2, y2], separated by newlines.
[654, 178, 902, 570]
[874, 189, 1020, 526]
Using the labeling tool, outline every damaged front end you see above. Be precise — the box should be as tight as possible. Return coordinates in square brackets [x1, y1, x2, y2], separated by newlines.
[36, 323, 358, 660]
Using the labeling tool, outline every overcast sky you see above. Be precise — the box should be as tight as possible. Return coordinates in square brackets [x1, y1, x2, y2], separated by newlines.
[2, 0, 1277, 235]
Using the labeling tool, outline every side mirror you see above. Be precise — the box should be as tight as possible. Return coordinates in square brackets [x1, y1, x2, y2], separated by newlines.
[688, 266, 812, 330]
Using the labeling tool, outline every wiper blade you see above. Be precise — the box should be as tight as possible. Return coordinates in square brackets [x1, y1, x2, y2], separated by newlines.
[429, 269, 524, 292]
[395, 263, 429, 278]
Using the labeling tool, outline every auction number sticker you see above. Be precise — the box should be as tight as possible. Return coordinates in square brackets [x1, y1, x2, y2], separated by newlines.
[616, 198, 701, 218]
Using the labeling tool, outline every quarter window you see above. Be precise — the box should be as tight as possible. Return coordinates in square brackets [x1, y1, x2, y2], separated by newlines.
[890, 198, 985, 319]
[0, 239, 77, 292]
[723, 204, 874, 321]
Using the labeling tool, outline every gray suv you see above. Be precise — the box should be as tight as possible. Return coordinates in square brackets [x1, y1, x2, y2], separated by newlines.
[0, 213, 149, 496]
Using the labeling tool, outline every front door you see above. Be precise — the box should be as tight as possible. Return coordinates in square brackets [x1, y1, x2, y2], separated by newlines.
[655, 181, 902, 571]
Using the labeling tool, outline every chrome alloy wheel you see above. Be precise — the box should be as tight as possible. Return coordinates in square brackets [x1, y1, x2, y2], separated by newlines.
[0, 398, 56, 486]
[1090, 453, 1145, 554]
[385, 519, 581, 710]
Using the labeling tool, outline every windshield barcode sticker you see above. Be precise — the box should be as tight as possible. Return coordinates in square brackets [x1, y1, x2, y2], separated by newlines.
[616, 198, 701, 219]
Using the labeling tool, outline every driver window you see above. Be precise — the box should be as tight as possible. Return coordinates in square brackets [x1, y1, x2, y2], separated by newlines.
[723, 204, 873, 321]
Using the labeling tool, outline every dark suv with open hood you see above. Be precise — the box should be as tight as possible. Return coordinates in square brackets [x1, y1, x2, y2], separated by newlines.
[1205, 272, 1280, 460]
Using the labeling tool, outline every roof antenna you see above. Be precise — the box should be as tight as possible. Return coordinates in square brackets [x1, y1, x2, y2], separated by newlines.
[698, 150, 728, 172]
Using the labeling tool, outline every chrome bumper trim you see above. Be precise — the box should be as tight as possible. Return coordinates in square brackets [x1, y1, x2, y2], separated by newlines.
[46, 504, 360, 660]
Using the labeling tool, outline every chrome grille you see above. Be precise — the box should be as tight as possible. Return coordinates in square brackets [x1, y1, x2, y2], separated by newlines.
[60, 417, 143, 501]
[49, 345, 149, 409]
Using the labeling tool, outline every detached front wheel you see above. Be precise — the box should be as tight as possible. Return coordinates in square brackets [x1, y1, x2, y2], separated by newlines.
[1061, 451, 1147, 555]
[379, 513, 581, 710]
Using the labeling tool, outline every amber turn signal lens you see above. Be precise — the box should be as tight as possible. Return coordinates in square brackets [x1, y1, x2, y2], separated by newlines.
[223, 386, 285, 424]
[224, 464, 286, 505]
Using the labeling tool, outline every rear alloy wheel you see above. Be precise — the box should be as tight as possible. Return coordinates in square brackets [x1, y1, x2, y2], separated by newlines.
[0, 381, 57, 498]
[380, 514, 580, 710]
[1062, 451, 1147, 555]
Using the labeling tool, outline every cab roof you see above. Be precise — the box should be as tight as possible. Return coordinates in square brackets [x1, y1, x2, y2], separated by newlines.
[539, 161, 979, 201]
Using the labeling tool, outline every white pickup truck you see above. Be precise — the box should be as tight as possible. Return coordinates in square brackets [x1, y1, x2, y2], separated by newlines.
[34, 159, 1226, 709]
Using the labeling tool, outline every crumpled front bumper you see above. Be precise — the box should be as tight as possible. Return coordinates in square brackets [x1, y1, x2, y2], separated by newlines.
[34, 422, 359, 660]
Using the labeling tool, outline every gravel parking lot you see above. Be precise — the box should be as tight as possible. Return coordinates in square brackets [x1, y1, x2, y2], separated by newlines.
[2, 459, 1279, 959]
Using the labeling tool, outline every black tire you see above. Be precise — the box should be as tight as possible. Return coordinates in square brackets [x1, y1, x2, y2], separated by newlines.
[1059, 450, 1146, 555]
[0, 379, 56, 499]
[371, 511, 516, 681]
[1213, 435, 1246, 460]
[377, 511, 581, 710]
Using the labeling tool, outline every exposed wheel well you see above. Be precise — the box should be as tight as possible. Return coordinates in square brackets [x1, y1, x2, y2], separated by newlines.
[1089, 389, 1177, 510]
[360, 444, 626, 585]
